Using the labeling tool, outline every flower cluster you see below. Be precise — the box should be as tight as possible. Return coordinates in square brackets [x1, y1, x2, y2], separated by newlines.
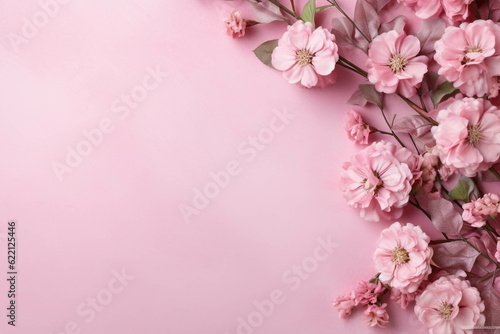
[223, 0, 500, 331]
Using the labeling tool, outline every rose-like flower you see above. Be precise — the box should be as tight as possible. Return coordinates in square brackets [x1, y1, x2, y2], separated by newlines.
[354, 281, 385, 305]
[432, 97, 500, 177]
[332, 292, 356, 319]
[272, 21, 339, 88]
[415, 271, 485, 334]
[373, 222, 433, 293]
[366, 30, 428, 98]
[462, 193, 500, 228]
[340, 141, 421, 222]
[363, 304, 389, 328]
[344, 110, 371, 145]
[224, 10, 246, 38]
[391, 281, 427, 310]
[496, 239, 500, 262]
[434, 20, 500, 98]
[442, 0, 472, 22]
[398, 0, 471, 22]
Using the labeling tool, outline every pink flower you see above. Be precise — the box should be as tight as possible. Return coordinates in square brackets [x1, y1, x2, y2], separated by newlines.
[397, 0, 442, 19]
[366, 30, 428, 98]
[272, 21, 339, 88]
[344, 110, 371, 145]
[391, 282, 427, 310]
[434, 20, 500, 98]
[340, 141, 421, 222]
[442, 0, 472, 22]
[373, 222, 433, 293]
[415, 271, 485, 334]
[432, 97, 500, 177]
[354, 281, 385, 305]
[462, 193, 500, 228]
[496, 239, 500, 262]
[363, 304, 389, 328]
[332, 292, 356, 319]
[224, 11, 246, 38]
[398, 0, 471, 22]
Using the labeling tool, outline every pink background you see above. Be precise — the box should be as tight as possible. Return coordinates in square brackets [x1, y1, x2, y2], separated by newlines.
[0, 0, 433, 333]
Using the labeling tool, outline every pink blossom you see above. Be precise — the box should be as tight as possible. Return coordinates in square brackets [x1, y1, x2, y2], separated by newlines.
[354, 281, 385, 305]
[366, 30, 428, 98]
[373, 222, 433, 293]
[434, 20, 500, 98]
[340, 141, 421, 222]
[224, 11, 246, 38]
[496, 239, 500, 262]
[272, 21, 339, 88]
[344, 110, 371, 145]
[462, 193, 500, 228]
[415, 271, 485, 334]
[442, 0, 472, 22]
[397, 0, 471, 22]
[432, 97, 500, 177]
[332, 292, 356, 319]
[391, 281, 427, 310]
[363, 304, 389, 328]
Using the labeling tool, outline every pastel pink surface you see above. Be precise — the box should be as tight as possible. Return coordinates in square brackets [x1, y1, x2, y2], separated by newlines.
[0, 0, 432, 333]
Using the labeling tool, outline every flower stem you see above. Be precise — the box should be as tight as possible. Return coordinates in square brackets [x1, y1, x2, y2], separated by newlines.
[339, 56, 367, 77]
[489, 167, 500, 181]
[398, 94, 438, 125]
[380, 108, 405, 147]
[460, 236, 500, 267]
[409, 198, 431, 220]
[326, 0, 371, 43]
[269, 0, 301, 20]
[337, 60, 367, 78]
[290, 0, 296, 14]
[472, 1, 481, 19]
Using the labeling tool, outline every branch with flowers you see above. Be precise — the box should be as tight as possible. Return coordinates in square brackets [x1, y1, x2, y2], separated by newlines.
[223, 0, 500, 332]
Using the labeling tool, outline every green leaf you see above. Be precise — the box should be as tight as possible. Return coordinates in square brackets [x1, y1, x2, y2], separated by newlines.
[449, 176, 477, 202]
[430, 81, 459, 107]
[302, 0, 316, 27]
[316, 5, 332, 12]
[253, 39, 279, 68]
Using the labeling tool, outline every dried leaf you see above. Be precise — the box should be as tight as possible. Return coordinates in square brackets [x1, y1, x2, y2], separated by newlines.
[365, 0, 391, 12]
[379, 15, 406, 34]
[428, 198, 463, 236]
[470, 272, 500, 327]
[432, 241, 479, 272]
[253, 39, 279, 67]
[249, 0, 287, 24]
[359, 83, 383, 109]
[417, 19, 446, 55]
[354, 0, 379, 41]
[331, 17, 355, 46]
[392, 115, 433, 137]
[347, 89, 367, 107]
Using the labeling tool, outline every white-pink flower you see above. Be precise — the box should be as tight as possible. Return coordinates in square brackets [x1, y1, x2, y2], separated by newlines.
[272, 21, 339, 88]
[462, 193, 500, 227]
[391, 282, 427, 310]
[434, 20, 500, 98]
[366, 30, 428, 98]
[496, 239, 500, 262]
[432, 97, 500, 177]
[373, 222, 433, 293]
[415, 271, 485, 334]
[340, 141, 421, 222]
[344, 110, 371, 145]
[442, 0, 472, 22]
[363, 303, 389, 328]
[224, 10, 246, 38]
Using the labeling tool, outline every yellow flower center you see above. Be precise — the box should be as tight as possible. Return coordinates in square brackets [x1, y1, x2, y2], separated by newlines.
[439, 302, 455, 320]
[389, 54, 408, 73]
[468, 124, 482, 146]
[462, 46, 483, 64]
[296, 49, 314, 66]
[391, 247, 410, 265]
